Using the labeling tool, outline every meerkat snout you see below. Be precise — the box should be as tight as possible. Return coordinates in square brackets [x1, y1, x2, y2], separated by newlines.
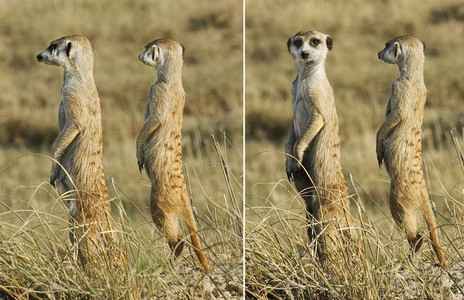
[301, 51, 309, 59]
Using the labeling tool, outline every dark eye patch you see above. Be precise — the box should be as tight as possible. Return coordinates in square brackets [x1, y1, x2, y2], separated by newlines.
[310, 38, 320, 47]
[293, 39, 303, 48]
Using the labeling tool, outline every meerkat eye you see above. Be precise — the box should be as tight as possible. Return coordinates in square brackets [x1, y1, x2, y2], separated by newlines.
[293, 39, 303, 48]
[310, 38, 320, 47]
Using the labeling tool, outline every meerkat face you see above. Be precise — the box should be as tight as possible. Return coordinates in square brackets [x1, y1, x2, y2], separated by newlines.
[378, 38, 402, 65]
[37, 37, 73, 67]
[287, 31, 333, 64]
[378, 36, 425, 65]
[139, 39, 185, 68]
[37, 35, 92, 70]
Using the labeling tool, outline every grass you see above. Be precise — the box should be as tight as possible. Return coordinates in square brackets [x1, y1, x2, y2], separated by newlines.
[0, 134, 242, 299]
[245, 131, 464, 299]
[0, 0, 243, 298]
[3, 0, 464, 298]
[245, 0, 464, 298]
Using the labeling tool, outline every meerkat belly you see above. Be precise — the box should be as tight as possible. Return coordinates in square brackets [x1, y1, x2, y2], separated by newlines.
[65, 132, 105, 187]
[145, 127, 184, 185]
[307, 123, 340, 169]
[384, 123, 423, 182]
[300, 125, 348, 213]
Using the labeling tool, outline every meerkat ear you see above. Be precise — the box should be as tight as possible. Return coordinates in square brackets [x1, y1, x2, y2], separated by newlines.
[180, 44, 185, 55]
[326, 36, 333, 51]
[287, 37, 292, 52]
[394, 41, 401, 59]
[66, 41, 72, 58]
[421, 40, 426, 51]
[151, 45, 157, 61]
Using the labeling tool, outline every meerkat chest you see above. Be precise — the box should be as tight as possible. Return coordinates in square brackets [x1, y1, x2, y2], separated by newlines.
[392, 80, 426, 119]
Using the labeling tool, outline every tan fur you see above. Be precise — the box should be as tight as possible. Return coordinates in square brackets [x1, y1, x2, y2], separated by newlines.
[136, 38, 210, 273]
[285, 31, 353, 260]
[37, 35, 123, 267]
[377, 35, 448, 268]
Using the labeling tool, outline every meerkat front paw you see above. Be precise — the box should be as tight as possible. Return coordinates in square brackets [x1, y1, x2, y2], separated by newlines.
[376, 144, 384, 168]
[286, 157, 301, 181]
[285, 157, 294, 181]
[136, 148, 144, 173]
[50, 163, 59, 187]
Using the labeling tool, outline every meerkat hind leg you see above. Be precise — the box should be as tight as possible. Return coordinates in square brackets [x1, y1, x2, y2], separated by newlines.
[150, 192, 184, 258]
[163, 211, 183, 258]
[403, 211, 424, 253]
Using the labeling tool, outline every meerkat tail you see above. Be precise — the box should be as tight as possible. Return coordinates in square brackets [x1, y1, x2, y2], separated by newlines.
[181, 192, 211, 274]
[421, 200, 448, 269]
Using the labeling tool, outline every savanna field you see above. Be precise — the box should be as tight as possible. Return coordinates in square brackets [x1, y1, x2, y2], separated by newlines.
[0, 0, 242, 298]
[1, 0, 464, 299]
[245, 0, 464, 299]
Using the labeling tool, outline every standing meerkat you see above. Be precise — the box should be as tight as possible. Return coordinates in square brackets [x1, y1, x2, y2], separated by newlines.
[37, 35, 121, 267]
[285, 31, 353, 260]
[136, 38, 210, 273]
[377, 35, 448, 268]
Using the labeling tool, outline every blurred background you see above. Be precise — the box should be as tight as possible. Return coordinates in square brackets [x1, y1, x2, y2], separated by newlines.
[246, 0, 464, 220]
[0, 0, 242, 221]
[0, 1, 243, 296]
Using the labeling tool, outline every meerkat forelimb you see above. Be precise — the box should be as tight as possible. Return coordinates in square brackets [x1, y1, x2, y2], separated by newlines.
[377, 35, 448, 269]
[137, 38, 210, 273]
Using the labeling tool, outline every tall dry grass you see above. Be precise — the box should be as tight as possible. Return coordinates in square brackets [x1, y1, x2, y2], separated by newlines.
[0, 0, 243, 298]
[246, 131, 464, 299]
[0, 134, 242, 299]
[245, 0, 464, 298]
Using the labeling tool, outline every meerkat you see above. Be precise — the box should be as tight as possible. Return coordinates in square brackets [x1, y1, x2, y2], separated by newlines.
[37, 35, 122, 267]
[377, 35, 448, 268]
[136, 38, 210, 273]
[285, 31, 353, 260]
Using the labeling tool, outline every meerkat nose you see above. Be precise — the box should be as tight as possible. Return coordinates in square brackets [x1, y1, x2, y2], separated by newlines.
[301, 51, 309, 59]
[37, 53, 43, 62]
[377, 52, 382, 59]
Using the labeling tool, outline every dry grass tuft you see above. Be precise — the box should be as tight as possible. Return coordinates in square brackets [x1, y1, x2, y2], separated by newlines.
[246, 131, 464, 298]
[0, 135, 242, 298]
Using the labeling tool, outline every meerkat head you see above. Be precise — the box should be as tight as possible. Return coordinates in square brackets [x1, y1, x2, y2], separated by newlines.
[378, 36, 425, 66]
[139, 38, 185, 68]
[287, 31, 333, 65]
[37, 35, 93, 72]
